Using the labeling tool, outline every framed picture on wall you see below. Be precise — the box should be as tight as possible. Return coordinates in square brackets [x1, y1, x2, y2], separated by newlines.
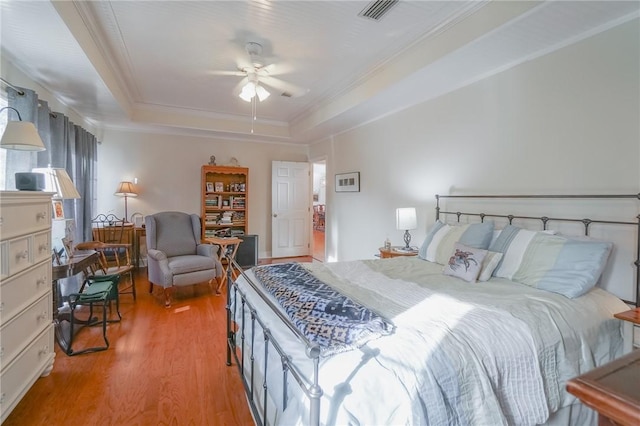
[335, 172, 360, 192]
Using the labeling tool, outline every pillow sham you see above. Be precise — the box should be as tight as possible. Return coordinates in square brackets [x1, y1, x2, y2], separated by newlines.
[443, 243, 487, 283]
[478, 251, 503, 282]
[489, 225, 612, 298]
[418, 220, 494, 264]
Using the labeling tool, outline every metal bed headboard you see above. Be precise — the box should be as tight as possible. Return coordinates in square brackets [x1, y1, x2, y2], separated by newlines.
[435, 193, 640, 307]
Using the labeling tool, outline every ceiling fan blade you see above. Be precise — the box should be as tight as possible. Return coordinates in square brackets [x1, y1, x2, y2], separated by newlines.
[260, 62, 296, 77]
[260, 76, 308, 98]
[208, 70, 246, 77]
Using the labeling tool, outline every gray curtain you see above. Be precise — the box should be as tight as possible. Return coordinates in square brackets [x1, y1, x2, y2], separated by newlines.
[6, 86, 98, 242]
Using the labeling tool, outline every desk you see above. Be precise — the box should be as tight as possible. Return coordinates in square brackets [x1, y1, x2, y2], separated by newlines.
[204, 236, 243, 289]
[566, 350, 640, 426]
[52, 251, 100, 353]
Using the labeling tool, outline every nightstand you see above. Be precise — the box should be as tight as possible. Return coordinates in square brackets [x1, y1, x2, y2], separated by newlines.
[379, 246, 418, 259]
[614, 308, 640, 352]
[566, 349, 640, 426]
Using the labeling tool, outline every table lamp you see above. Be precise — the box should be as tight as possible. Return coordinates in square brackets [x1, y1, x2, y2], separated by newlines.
[0, 106, 46, 151]
[396, 207, 417, 250]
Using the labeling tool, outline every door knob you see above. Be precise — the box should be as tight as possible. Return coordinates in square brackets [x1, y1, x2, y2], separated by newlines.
[273, 213, 277, 218]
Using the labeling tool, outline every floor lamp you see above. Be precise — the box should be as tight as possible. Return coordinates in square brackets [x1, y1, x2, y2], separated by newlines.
[115, 181, 137, 221]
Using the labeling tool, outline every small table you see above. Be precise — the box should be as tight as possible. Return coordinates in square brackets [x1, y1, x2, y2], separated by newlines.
[204, 237, 243, 288]
[614, 308, 640, 352]
[379, 246, 418, 259]
[566, 350, 640, 426]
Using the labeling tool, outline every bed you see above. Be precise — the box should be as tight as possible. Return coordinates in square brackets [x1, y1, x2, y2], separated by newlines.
[224, 194, 640, 426]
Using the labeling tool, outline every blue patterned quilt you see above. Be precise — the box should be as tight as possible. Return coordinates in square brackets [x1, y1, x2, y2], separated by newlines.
[252, 262, 394, 356]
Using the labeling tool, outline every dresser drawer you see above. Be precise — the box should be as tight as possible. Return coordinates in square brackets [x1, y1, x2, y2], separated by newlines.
[0, 293, 51, 370]
[32, 230, 51, 264]
[0, 262, 50, 327]
[0, 326, 54, 423]
[2, 235, 31, 277]
[0, 199, 51, 241]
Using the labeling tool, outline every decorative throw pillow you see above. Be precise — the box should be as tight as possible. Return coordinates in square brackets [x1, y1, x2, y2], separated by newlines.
[489, 225, 613, 298]
[418, 220, 494, 264]
[477, 251, 503, 282]
[443, 243, 487, 282]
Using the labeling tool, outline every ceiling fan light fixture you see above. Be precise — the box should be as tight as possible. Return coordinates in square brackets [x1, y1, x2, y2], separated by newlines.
[239, 82, 256, 102]
[255, 84, 270, 102]
[239, 81, 270, 102]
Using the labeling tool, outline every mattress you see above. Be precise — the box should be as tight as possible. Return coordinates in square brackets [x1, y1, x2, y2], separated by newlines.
[229, 256, 628, 425]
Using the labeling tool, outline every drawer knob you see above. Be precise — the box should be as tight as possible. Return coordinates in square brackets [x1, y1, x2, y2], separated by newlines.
[38, 345, 49, 356]
[39, 243, 48, 251]
[36, 211, 47, 220]
[37, 277, 46, 286]
[17, 250, 28, 259]
[37, 310, 48, 321]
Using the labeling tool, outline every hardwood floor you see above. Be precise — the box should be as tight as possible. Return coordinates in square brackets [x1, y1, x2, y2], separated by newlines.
[4, 259, 309, 426]
[313, 229, 325, 262]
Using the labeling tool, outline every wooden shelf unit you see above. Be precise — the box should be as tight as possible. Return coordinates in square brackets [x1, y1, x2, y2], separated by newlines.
[201, 165, 249, 240]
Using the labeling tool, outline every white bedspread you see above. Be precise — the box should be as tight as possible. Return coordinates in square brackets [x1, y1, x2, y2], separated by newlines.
[230, 257, 628, 426]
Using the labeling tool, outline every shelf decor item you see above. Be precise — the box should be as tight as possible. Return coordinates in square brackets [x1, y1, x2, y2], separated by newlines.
[335, 171, 360, 193]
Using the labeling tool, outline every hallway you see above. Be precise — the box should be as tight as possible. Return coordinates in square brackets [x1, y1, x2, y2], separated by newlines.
[313, 229, 325, 262]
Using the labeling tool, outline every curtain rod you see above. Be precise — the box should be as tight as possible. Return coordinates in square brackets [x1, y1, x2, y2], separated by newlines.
[0, 77, 25, 96]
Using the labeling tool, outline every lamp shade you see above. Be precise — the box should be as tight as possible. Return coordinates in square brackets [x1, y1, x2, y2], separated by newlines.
[114, 181, 138, 197]
[0, 120, 46, 151]
[32, 167, 81, 199]
[396, 207, 417, 230]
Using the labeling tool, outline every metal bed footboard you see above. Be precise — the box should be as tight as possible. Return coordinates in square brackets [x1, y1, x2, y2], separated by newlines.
[225, 258, 323, 426]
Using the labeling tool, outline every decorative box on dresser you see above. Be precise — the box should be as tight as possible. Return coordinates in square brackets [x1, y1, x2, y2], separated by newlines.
[0, 191, 55, 423]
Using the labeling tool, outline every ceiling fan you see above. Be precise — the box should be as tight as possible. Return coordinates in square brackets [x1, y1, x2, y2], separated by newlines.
[212, 42, 308, 102]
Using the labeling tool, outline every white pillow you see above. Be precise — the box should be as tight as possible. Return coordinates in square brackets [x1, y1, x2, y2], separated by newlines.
[489, 225, 612, 298]
[478, 251, 503, 282]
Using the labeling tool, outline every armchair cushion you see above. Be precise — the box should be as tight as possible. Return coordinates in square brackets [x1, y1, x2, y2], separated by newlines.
[168, 255, 216, 275]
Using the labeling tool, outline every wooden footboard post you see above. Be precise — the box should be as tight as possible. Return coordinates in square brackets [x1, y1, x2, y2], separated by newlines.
[307, 345, 323, 426]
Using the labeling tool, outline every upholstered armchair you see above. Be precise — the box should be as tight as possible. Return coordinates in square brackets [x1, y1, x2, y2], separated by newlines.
[145, 211, 222, 307]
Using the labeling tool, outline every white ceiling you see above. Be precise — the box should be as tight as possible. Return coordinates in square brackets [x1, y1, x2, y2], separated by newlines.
[1, 1, 638, 145]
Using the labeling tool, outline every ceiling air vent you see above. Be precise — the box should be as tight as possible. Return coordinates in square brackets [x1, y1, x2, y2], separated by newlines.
[358, 0, 399, 21]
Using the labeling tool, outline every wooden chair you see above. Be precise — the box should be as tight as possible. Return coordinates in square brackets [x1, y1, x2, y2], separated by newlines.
[76, 214, 136, 300]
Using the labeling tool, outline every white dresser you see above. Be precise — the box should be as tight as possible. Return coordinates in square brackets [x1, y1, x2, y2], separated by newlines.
[0, 191, 55, 423]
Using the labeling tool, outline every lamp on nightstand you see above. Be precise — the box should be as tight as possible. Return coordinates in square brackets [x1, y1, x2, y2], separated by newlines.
[396, 207, 417, 250]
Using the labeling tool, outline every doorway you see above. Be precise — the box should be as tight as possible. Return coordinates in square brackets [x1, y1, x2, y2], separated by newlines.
[312, 161, 326, 262]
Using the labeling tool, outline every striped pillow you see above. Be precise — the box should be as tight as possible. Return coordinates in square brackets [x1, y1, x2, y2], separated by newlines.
[489, 225, 612, 298]
[418, 220, 494, 264]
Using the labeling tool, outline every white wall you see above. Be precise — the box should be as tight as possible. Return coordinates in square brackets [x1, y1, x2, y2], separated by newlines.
[97, 129, 308, 257]
[310, 19, 639, 267]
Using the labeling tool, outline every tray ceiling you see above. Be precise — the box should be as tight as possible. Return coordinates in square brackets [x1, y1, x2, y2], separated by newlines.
[1, 1, 638, 144]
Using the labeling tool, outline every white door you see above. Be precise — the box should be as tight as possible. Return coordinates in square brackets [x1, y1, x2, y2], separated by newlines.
[272, 161, 311, 258]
